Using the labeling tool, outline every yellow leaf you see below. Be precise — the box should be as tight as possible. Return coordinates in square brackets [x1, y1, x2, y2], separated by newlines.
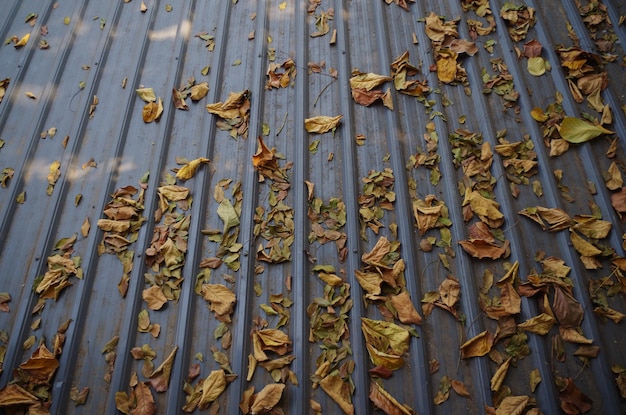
[140, 2, 148, 12]
[495, 395, 529, 415]
[249, 383, 285, 414]
[349, 72, 392, 91]
[81, 217, 90, 237]
[199, 370, 226, 408]
[517, 313, 555, 335]
[201, 284, 236, 318]
[175, 157, 209, 181]
[149, 345, 178, 392]
[136, 87, 156, 102]
[436, 52, 458, 83]
[460, 330, 494, 358]
[530, 107, 548, 122]
[527, 57, 546, 76]
[304, 115, 343, 134]
[319, 374, 354, 415]
[190, 82, 209, 101]
[142, 98, 163, 123]
[559, 117, 614, 143]
[25, 91, 37, 99]
[13, 33, 30, 49]
[278, 1, 287, 10]
[491, 357, 512, 391]
[570, 229, 602, 257]
[529, 368, 541, 392]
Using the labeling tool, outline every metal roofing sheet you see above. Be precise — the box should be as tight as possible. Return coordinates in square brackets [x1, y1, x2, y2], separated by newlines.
[0, 0, 625, 414]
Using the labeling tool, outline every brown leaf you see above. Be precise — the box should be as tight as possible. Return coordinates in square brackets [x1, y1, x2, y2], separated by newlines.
[142, 286, 167, 310]
[451, 379, 470, 398]
[390, 291, 422, 324]
[558, 378, 592, 414]
[149, 345, 178, 392]
[553, 286, 583, 328]
[201, 284, 236, 320]
[131, 381, 157, 415]
[612, 188, 626, 219]
[0, 384, 38, 406]
[351, 88, 386, 106]
[190, 82, 209, 101]
[142, 98, 163, 123]
[460, 330, 494, 358]
[249, 383, 285, 414]
[523, 39, 543, 58]
[459, 238, 508, 260]
[320, 374, 354, 415]
[19, 343, 59, 384]
[81, 217, 90, 237]
[369, 381, 416, 415]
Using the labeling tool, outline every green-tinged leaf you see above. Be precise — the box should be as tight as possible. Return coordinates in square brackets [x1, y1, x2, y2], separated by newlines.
[136, 87, 156, 103]
[217, 199, 240, 235]
[559, 117, 614, 143]
[527, 57, 546, 76]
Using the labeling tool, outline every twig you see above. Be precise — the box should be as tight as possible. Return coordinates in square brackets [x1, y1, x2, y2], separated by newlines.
[314, 79, 335, 107]
[276, 111, 288, 136]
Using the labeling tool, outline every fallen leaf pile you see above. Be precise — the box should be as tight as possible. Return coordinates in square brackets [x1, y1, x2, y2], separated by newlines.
[172, 77, 209, 110]
[195, 31, 215, 51]
[481, 58, 520, 112]
[97, 181, 148, 297]
[309, 265, 355, 414]
[499, 2, 536, 42]
[531, 97, 614, 156]
[575, 0, 620, 62]
[556, 47, 610, 119]
[136, 87, 164, 123]
[424, 12, 476, 86]
[390, 51, 431, 98]
[253, 137, 294, 263]
[247, 321, 296, 385]
[266, 58, 297, 89]
[449, 129, 510, 260]
[520, 204, 619, 270]
[461, 0, 497, 39]
[0, 321, 71, 414]
[306, 182, 348, 261]
[358, 168, 396, 240]
[310, 7, 334, 38]
[143, 181, 192, 309]
[421, 275, 462, 320]
[407, 121, 442, 186]
[353, 236, 420, 412]
[206, 90, 251, 139]
[34, 234, 83, 300]
[182, 365, 237, 412]
[493, 131, 540, 198]
[411, 194, 453, 255]
[349, 71, 393, 109]
[115, 372, 157, 415]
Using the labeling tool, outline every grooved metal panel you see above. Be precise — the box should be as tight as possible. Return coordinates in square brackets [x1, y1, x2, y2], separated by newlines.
[0, 0, 625, 414]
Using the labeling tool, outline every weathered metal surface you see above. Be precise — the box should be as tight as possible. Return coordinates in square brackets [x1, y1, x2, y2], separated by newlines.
[0, 0, 625, 414]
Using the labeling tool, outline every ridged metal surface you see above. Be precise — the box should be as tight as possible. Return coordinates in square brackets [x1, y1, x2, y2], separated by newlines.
[0, 0, 625, 414]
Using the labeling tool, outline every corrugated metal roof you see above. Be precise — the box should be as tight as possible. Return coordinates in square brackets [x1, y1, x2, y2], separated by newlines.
[0, 0, 625, 413]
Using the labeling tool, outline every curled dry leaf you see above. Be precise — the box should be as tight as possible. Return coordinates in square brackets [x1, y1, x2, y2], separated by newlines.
[149, 345, 178, 392]
[320, 374, 354, 415]
[142, 98, 163, 123]
[175, 157, 210, 181]
[304, 115, 343, 134]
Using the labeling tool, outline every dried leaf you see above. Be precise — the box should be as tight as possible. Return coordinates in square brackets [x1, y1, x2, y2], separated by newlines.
[558, 378, 592, 414]
[249, 383, 285, 414]
[190, 83, 209, 101]
[142, 98, 163, 123]
[142, 286, 167, 310]
[136, 88, 156, 103]
[369, 381, 415, 415]
[518, 313, 555, 335]
[319, 374, 354, 415]
[390, 291, 422, 324]
[304, 115, 343, 134]
[460, 330, 494, 358]
[491, 357, 512, 391]
[175, 157, 209, 181]
[496, 395, 529, 415]
[149, 345, 178, 392]
[349, 72, 392, 91]
[81, 217, 90, 237]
